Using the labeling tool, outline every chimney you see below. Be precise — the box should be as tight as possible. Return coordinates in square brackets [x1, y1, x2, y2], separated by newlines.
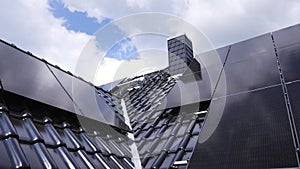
[167, 34, 201, 81]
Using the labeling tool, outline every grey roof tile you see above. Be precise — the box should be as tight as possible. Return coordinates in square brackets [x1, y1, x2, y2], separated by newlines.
[0, 111, 17, 139]
[0, 137, 30, 168]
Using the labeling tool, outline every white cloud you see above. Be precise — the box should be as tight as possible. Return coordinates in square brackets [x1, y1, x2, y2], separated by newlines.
[180, 0, 300, 47]
[94, 57, 123, 85]
[94, 49, 168, 86]
[126, 0, 150, 9]
[0, 0, 91, 72]
[60, 0, 173, 21]
[61, 0, 300, 47]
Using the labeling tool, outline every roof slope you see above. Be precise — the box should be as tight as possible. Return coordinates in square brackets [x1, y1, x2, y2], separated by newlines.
[1, 23, 300, 168]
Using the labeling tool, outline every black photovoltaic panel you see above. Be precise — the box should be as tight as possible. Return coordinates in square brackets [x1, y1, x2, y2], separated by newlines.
[195, 46, 229, 92]
[226, 33, 275, 64]
[276, 43, 300, 83]
[196, 45, 229, 67]
[0, 41, 76, 113]
[272, 23, 300, 49]
[189, 85, 298, 169]
[48, 65, 118, 128]
[213, 35, 281, 97]
[286, 81, 300, 140]
[220, 54, 280, 96]
[273, 24, 300, 83]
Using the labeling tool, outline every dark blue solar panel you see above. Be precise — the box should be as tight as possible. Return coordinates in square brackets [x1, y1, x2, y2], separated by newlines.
[213, 51, 280, 98]
[286, 81, 300, 140]
[48, 65, 120, 128]
[277, 43, 300, 83]
[273, 23, 300, 49]
[0, 41, 76, 113]
[196, 45, 229, 67]
[190, 85, 298, 169]
[273, 24, 300, 83]
[226, 33, 275, 64]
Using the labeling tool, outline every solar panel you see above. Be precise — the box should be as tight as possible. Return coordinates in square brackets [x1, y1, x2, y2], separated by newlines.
[226, 33, 275, 64]
[196, 45, 229, 67]
[48, 65, 120, 128]
[277, 43, 300, 83]
[272, 23, 300, 49]
[198, 35, 281, 99]
[286, 81, 300, 139]
[190, 85, 298, 168]
[0, 41, 76, 113]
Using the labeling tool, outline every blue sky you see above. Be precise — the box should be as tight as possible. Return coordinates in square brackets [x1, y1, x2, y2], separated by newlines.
[49, 0, 139, 61]
[49, 0, 110, 35]
[105, 37, 139, 60]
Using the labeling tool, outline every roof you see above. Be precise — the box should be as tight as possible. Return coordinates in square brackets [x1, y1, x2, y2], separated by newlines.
[0, 39, 128, 130]
[0, 71, 206, 168]
[1, 23, 300, 168]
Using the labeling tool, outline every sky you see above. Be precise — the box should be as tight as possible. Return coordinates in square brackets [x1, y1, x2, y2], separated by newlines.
[0, 0, 300, 85]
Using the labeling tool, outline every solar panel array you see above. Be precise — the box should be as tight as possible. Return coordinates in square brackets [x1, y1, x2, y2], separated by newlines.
[189, 24, 300, 168]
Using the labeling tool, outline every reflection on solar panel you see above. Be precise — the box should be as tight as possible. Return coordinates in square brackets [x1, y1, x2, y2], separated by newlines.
[1, 23, 300, 168]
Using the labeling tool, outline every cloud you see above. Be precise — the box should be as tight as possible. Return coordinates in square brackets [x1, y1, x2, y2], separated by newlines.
[126, 0, 150, 9]
[0, 0, 91, 72]
[180, 0, 300, 47]
[94, 49, 168, 85]
[80, 35, 168, 86]
[61, 0, 300, 47]
[94, 57, 123, 85]
[60, 0, 173, 22]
